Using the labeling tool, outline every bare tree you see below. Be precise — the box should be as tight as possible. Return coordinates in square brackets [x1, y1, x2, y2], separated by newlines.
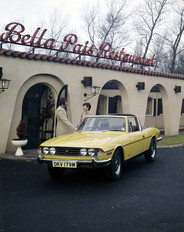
[39, 9, 68, 56]
[133, 0, 169, 68]
[166, 5, 184, 73]
[82, 0, 132, 62]
[152, 33, 168, 71]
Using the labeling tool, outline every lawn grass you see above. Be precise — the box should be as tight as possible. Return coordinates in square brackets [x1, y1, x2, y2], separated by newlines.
[158, 132, 184, 146]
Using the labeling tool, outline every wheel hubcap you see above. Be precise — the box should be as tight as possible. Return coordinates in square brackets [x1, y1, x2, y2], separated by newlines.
[115, 157, 121, 175]
[151, 144, 156, 158]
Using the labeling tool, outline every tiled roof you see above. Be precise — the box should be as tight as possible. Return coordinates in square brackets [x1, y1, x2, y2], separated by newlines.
[0, 48, 184, 80]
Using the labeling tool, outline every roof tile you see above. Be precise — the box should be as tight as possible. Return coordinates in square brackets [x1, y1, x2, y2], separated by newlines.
[0, 48, 184, 80]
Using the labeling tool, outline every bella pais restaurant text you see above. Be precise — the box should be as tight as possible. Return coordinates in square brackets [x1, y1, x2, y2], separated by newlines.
[0, 22, 156, 66]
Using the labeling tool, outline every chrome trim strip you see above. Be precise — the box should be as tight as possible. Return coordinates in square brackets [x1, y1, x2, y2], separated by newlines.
[157, 136, 162, 142]
[37, 157, 111, 165]
[92, 158, 111, 164]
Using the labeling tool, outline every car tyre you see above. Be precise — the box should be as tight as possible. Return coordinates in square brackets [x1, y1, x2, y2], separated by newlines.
[144, 138, 157, 162]
[106, 150, 122, 181]
[48, 165, 65, 179]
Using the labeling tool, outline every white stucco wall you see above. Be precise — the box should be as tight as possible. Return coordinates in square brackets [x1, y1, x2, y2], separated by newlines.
[0, 54, 184, 153]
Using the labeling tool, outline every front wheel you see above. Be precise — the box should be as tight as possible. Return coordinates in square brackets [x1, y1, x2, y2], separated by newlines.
[105, 150, 123, 181]
[48, 165, 65, 179]
[144, 139, 157, 162]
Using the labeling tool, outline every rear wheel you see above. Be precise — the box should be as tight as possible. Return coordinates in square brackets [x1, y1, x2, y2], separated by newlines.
[106, 150, 123, 181]
[48, 165, 65, 179]
[144, 139, 157, 162]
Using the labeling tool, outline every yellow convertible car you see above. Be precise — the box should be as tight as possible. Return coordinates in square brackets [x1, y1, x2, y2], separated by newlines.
[37, 114, 162, 181]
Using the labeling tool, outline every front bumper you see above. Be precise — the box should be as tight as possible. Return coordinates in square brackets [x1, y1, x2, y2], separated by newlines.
[37, 156, 111, 168]
[157, 136, 163, 142]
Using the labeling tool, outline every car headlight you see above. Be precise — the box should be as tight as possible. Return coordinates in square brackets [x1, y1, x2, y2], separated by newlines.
[50, 147, 56, 155]
[43, 147, 49, 154]
[80, 148, 87, 156]
[88, 148, 96, 156]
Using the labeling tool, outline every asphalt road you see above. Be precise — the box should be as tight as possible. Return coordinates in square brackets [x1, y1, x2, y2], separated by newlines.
[0, 147, 184, 232]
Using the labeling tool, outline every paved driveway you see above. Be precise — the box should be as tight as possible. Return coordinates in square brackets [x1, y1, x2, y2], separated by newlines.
[0, 147, 184, 232]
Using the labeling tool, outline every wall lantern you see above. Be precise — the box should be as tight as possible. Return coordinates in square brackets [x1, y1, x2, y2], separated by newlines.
[136, 82, 145, 91]
[81, 76, 92, 87]
[0, 67, 11, 93]
[174, 85, 181, 93]
[84, 86, 101, 101]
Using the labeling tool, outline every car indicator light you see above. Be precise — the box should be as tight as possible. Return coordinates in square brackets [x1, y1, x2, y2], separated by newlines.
[97, 148, 104, 157]
[38, 147, 42, 155]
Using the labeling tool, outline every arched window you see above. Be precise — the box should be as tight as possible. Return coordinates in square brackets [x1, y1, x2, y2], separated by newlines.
[181, 99, 184, 114]
[158, 98, 163, 115]
[146, 97, 153, 116]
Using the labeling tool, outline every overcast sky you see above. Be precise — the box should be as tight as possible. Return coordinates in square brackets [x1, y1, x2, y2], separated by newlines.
[1, 0, 107, 33]
[0, 0, 140, 42]
[1, 0, 90, 24]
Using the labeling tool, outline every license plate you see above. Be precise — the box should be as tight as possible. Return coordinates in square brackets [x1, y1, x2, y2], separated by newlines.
[52, 160, 77, 168]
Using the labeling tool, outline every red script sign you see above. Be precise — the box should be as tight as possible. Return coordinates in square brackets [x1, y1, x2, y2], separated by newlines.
[0, 22, 156, 66]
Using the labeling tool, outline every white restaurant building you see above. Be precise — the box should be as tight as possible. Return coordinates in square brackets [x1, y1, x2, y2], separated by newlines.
[0, 22, 184, 154]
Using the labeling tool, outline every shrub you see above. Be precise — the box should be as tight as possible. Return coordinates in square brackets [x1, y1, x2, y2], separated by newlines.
[16, 120, 27, 139]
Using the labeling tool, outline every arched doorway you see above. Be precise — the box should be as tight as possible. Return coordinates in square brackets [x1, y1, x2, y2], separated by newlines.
[180, 99, 184, 132]
[145, 85, 164, 134]
[96, 81, 122, 114]
[22, 83, 55, 149]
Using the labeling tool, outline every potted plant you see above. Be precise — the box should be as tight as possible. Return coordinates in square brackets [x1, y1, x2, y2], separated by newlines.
[11, 120, 28, 156]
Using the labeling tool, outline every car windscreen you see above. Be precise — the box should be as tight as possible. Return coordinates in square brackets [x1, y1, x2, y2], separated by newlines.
[77, 117, 126, 132]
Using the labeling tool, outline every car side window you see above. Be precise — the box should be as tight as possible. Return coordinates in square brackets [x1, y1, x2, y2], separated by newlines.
[129, 121, 133, 132]
[128, 117, 139, 132]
